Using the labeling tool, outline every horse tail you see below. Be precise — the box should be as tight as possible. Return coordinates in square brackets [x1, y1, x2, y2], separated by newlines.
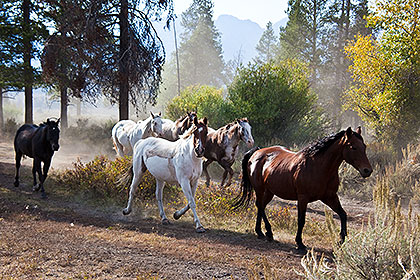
[232, 147, 260, 210]
[117, 162, 134, 191]
[112, 124, 125, 157]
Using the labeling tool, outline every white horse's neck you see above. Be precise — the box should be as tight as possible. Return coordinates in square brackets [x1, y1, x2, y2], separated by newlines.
[179, 134, 202, 164]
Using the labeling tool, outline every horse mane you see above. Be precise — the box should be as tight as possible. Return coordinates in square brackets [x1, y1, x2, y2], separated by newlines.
[214, 121, 239, 143]
[302, 130, 363, 157]
[179, 125, 196, 139]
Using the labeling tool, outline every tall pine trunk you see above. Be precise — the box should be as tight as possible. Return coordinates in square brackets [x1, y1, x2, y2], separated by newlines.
[0, 87, 3, 131]
[119, 0, 129, 120]
[23, 0, 33, 124]
[60, 85, 68, 129]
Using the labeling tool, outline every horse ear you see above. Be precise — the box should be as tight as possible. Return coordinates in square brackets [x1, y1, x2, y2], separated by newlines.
[46, 118, 51, 125]
[150, 111, 154, 118]
[159, 112, 162, 116]
[56, 118, 60, 125]
[356, 126, 362, 135]
[345, 127, 352, 138]
[193, 115, 198, 126]
[203, 117, 208, 125]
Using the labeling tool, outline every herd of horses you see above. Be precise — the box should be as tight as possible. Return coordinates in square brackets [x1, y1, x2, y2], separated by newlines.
[13, 113, 372, 250]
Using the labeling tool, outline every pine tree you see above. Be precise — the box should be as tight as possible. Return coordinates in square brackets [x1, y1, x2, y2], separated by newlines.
[255, 22, 278, 64]
[279, 0, 329, 84]
[177, 0, 225, 88]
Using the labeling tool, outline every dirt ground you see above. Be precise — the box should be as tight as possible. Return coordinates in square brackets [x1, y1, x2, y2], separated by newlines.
[0, 137, 374, 279]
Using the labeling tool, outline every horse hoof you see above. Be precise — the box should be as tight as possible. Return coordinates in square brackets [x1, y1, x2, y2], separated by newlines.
[162, 219, 170, 225]
[257, 234, 265, 239]
[266, 234, 274, 242]
[195, 226, 206, 233]
[33, 184, 41, 192]
[122, 208, 131, 215]
[297, 244, 307, 252]
[173, 212, 181, 220]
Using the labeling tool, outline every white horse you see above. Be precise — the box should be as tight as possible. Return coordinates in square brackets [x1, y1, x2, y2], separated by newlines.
[122, 116, 208, 232]
[112, 112, 162, 157]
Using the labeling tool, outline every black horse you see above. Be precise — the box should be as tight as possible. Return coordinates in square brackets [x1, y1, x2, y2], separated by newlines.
[14, 118, 60, 198]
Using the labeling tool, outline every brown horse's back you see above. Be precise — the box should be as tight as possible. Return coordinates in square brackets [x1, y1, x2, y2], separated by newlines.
[249, 146, 302, 201]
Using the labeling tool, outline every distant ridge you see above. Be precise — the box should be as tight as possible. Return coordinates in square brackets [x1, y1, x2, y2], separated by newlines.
[153, 14, 288, 63]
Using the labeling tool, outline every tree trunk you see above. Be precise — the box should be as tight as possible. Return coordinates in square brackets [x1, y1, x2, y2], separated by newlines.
[76, 98, 81, 117]
[60, 85, 68, 130]
[23, 0, 33, 124]
[0, 87, 3, 131]
[119, 0, 129, 120]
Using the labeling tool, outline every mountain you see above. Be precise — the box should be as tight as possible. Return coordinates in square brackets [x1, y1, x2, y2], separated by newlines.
[153, 14, 288, 64]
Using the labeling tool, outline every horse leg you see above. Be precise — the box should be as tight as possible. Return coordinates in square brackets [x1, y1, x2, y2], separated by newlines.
[32, 158, 42, 193]
[219, 160, 233, 187]
[260, 190, 275, 241]
[322, 194, 347, 244]
[255, 190, 274, 240]
[155, 179, 169, 224]
[38, 159, 51, 198]
[14, 151, 22, 187]
[203, 159, 213, 186]
[296, 197, 309, 250]
[179, 179, 204, 233]
[173, 204, 190, 220]
[122, 171, 143, 216]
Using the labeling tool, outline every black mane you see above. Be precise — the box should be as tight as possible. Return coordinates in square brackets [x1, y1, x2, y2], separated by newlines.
[302, 130, 363, 157]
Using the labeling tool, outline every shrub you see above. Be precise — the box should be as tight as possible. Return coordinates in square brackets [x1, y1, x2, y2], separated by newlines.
[165, 85, 231, 129]
[63, 118, 115, 154]
[298, 178, 420, 280]
[3, 118, 20, 138]
[228, 60, 328, 146]
[54, 156, 178, 204]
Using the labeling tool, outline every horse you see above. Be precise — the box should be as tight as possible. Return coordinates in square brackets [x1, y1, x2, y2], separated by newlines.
[202, 118, 254, 187]
[122, 116, 209, 232]
[14, 118, 60, 198]
[233, 127, 373, 250]
[112, 112, 163, 157]
[160, 112, 197, 141]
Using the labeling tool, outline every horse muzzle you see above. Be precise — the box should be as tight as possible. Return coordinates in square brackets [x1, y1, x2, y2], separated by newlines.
[52, 144, 60, 151]
[247, 139, 255, 148]
[194, 147, 205, 158]
[359, 167, 373, 178]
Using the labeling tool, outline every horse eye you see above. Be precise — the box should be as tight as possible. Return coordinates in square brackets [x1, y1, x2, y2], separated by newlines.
[351, 146, 356, 150]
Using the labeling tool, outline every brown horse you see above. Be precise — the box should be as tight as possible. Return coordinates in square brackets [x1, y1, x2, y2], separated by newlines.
[233, 127, 373, 250]
[160, 112, 197, 141]
[203, 118, 254, 186]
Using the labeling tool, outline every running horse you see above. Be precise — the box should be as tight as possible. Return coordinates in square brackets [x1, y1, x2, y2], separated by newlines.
[112, 112, 163, 156]
[233, 127, 372, 250]
[203, 118, 254, 186]
[122, 116, 209, 232]
[14, 118, 60, 198]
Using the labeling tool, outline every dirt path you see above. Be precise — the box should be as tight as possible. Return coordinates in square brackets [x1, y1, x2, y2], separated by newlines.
[0, 137, 373, 279]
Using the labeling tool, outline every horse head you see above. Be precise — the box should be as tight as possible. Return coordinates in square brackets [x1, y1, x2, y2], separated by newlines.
[46, 118, 60, 151]
[236, 118, 254, 148]
[341, 127, 372, 178]
[150, 111, 163, 137]
[192, 116, 208, 157]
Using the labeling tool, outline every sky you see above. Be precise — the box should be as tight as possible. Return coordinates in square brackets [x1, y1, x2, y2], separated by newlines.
[173, 0, 289, 28]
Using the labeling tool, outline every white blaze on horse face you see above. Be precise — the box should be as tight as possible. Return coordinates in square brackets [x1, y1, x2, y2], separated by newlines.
[240, 121, 254, 148]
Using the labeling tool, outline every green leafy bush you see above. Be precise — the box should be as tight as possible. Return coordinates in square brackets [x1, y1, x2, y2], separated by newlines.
[228, 60, 328, 146]
[165, 85, 231, 128]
